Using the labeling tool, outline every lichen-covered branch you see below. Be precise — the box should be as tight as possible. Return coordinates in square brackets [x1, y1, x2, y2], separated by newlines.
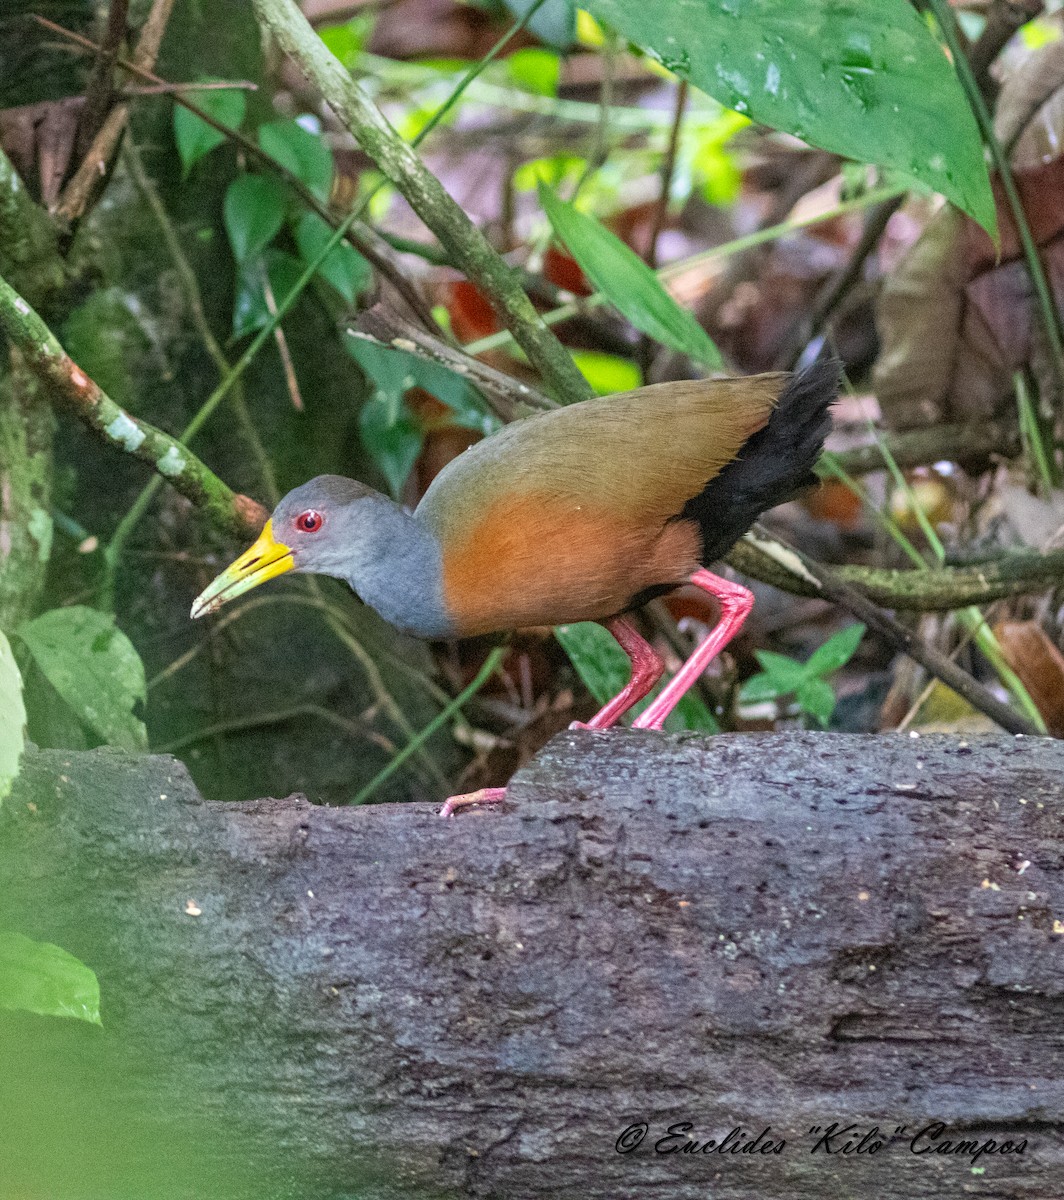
[0, 272, 266, 539]
[728, 533, 1064, 611]
[250, 0, 593, 405]
[733, 528, 1039, 735]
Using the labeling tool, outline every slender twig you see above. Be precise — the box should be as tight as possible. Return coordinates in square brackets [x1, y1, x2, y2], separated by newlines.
[251, 0, 593, 404]
[34, 13, 439, 333]
[350, 647, 506, 805]
[76, 0, 130, 160]
[155, 702, 395, 755]
[727, 535, 1064, 611]
[260, 266, 304, 412]
[648, 80, 688, 269]
[775, 193, 904, 370]
[353, 306, 556, 418]
[55, 0, 177, 223]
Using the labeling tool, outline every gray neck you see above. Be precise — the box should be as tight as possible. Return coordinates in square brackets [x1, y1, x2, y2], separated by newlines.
[320, 495, 452, 638]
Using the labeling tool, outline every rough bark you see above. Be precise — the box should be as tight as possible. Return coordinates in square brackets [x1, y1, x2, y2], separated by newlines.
[4, 730, 1064, 1199]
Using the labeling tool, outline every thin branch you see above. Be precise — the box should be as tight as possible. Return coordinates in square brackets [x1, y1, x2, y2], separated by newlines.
[0, 270, 265, 538]
[76, 0, 129, 160]
[734, 527, 1040, 735]
[830, 419, 1021, 475]
[353, 306, 557, 419]
[250, 0, 594, 404]
[647, 79, 687, 269]
[727, 532, 1064, 612]
[54, 0, 177, 224]
[35, 14, 439, 334]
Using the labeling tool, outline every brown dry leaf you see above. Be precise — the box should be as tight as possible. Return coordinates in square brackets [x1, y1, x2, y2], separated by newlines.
[876, 37, 1064, 434]
[993, 619, 1064, 737]
[996, 39, 1064, 167]
[0, 97, 82, 208]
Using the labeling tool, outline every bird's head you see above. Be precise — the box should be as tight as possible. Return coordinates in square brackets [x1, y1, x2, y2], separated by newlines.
[190, 476, 381, 619]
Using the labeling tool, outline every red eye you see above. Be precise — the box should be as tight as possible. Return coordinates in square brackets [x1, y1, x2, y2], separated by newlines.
[296, 509, 323, 533]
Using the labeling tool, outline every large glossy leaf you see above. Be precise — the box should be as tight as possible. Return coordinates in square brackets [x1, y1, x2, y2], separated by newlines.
[0, 931, 101, 1025]
[259, 119, 334, 202]
[223, 174, 287, 264]
[583, 0, 996, 235]
[172, 83, 247, 176]
[0, 630, 26, 804]
[540, 186, 723, 367]
[18, 607, 147, 751]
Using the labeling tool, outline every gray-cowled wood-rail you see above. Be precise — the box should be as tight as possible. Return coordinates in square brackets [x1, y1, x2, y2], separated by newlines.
[191, 360, 838, 815]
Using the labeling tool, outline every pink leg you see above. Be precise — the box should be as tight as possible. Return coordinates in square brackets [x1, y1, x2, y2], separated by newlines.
[632, 569, 753, 731]
[440, 786, 507, 819]
[571, 616, 665, 731]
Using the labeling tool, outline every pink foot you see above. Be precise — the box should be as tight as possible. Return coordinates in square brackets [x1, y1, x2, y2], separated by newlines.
[439, 786, 507, 818]
[569, 616, 664, 731]
[632, 569, 753, 731]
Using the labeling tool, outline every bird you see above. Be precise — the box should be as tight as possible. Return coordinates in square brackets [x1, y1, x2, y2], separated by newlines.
[191, 360, 838, 816]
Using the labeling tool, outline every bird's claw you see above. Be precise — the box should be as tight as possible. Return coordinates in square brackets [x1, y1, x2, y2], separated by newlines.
[439, 786, 507, 818]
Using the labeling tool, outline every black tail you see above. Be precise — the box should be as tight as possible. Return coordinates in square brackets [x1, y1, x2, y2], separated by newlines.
[684, 358, 839, 565]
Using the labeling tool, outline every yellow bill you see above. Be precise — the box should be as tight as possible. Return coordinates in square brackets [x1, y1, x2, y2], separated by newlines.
[190, 520, 295, 619]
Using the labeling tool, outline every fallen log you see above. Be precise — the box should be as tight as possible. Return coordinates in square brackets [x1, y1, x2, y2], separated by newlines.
[2, 730, 1064, 1199]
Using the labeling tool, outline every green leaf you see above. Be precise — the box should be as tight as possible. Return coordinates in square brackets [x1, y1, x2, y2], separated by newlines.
[0, 931, 101, 1025]
[582, 0, 996, 236]
[555, 621, 629, 705]
[259, 118, 334, 202]
[555, 622, 719, 732]
[172, 83, 247, 176]
[17, 607, 147, 752]
[796, 676, 837, 728]
[359, 395, 424, 498]
[294, 212, 372, 302]
[737, 671, 786, 704]
[506, 47, 561, 96]
[0, 630, 26, 805]
[513, 154, 588, 193]
[752, 649, 809, 692]
[223, 174, 287, 264]
[540, 185, 723, 367]
[344, 333, 498, 435]
[232, 250, 307, 338]
[319, 15, 374, 67]
[805, 622, 866, 678]
[662, 691, 720, 734]
[571, 350, 641, 395]
[503, 0, 575, 49]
